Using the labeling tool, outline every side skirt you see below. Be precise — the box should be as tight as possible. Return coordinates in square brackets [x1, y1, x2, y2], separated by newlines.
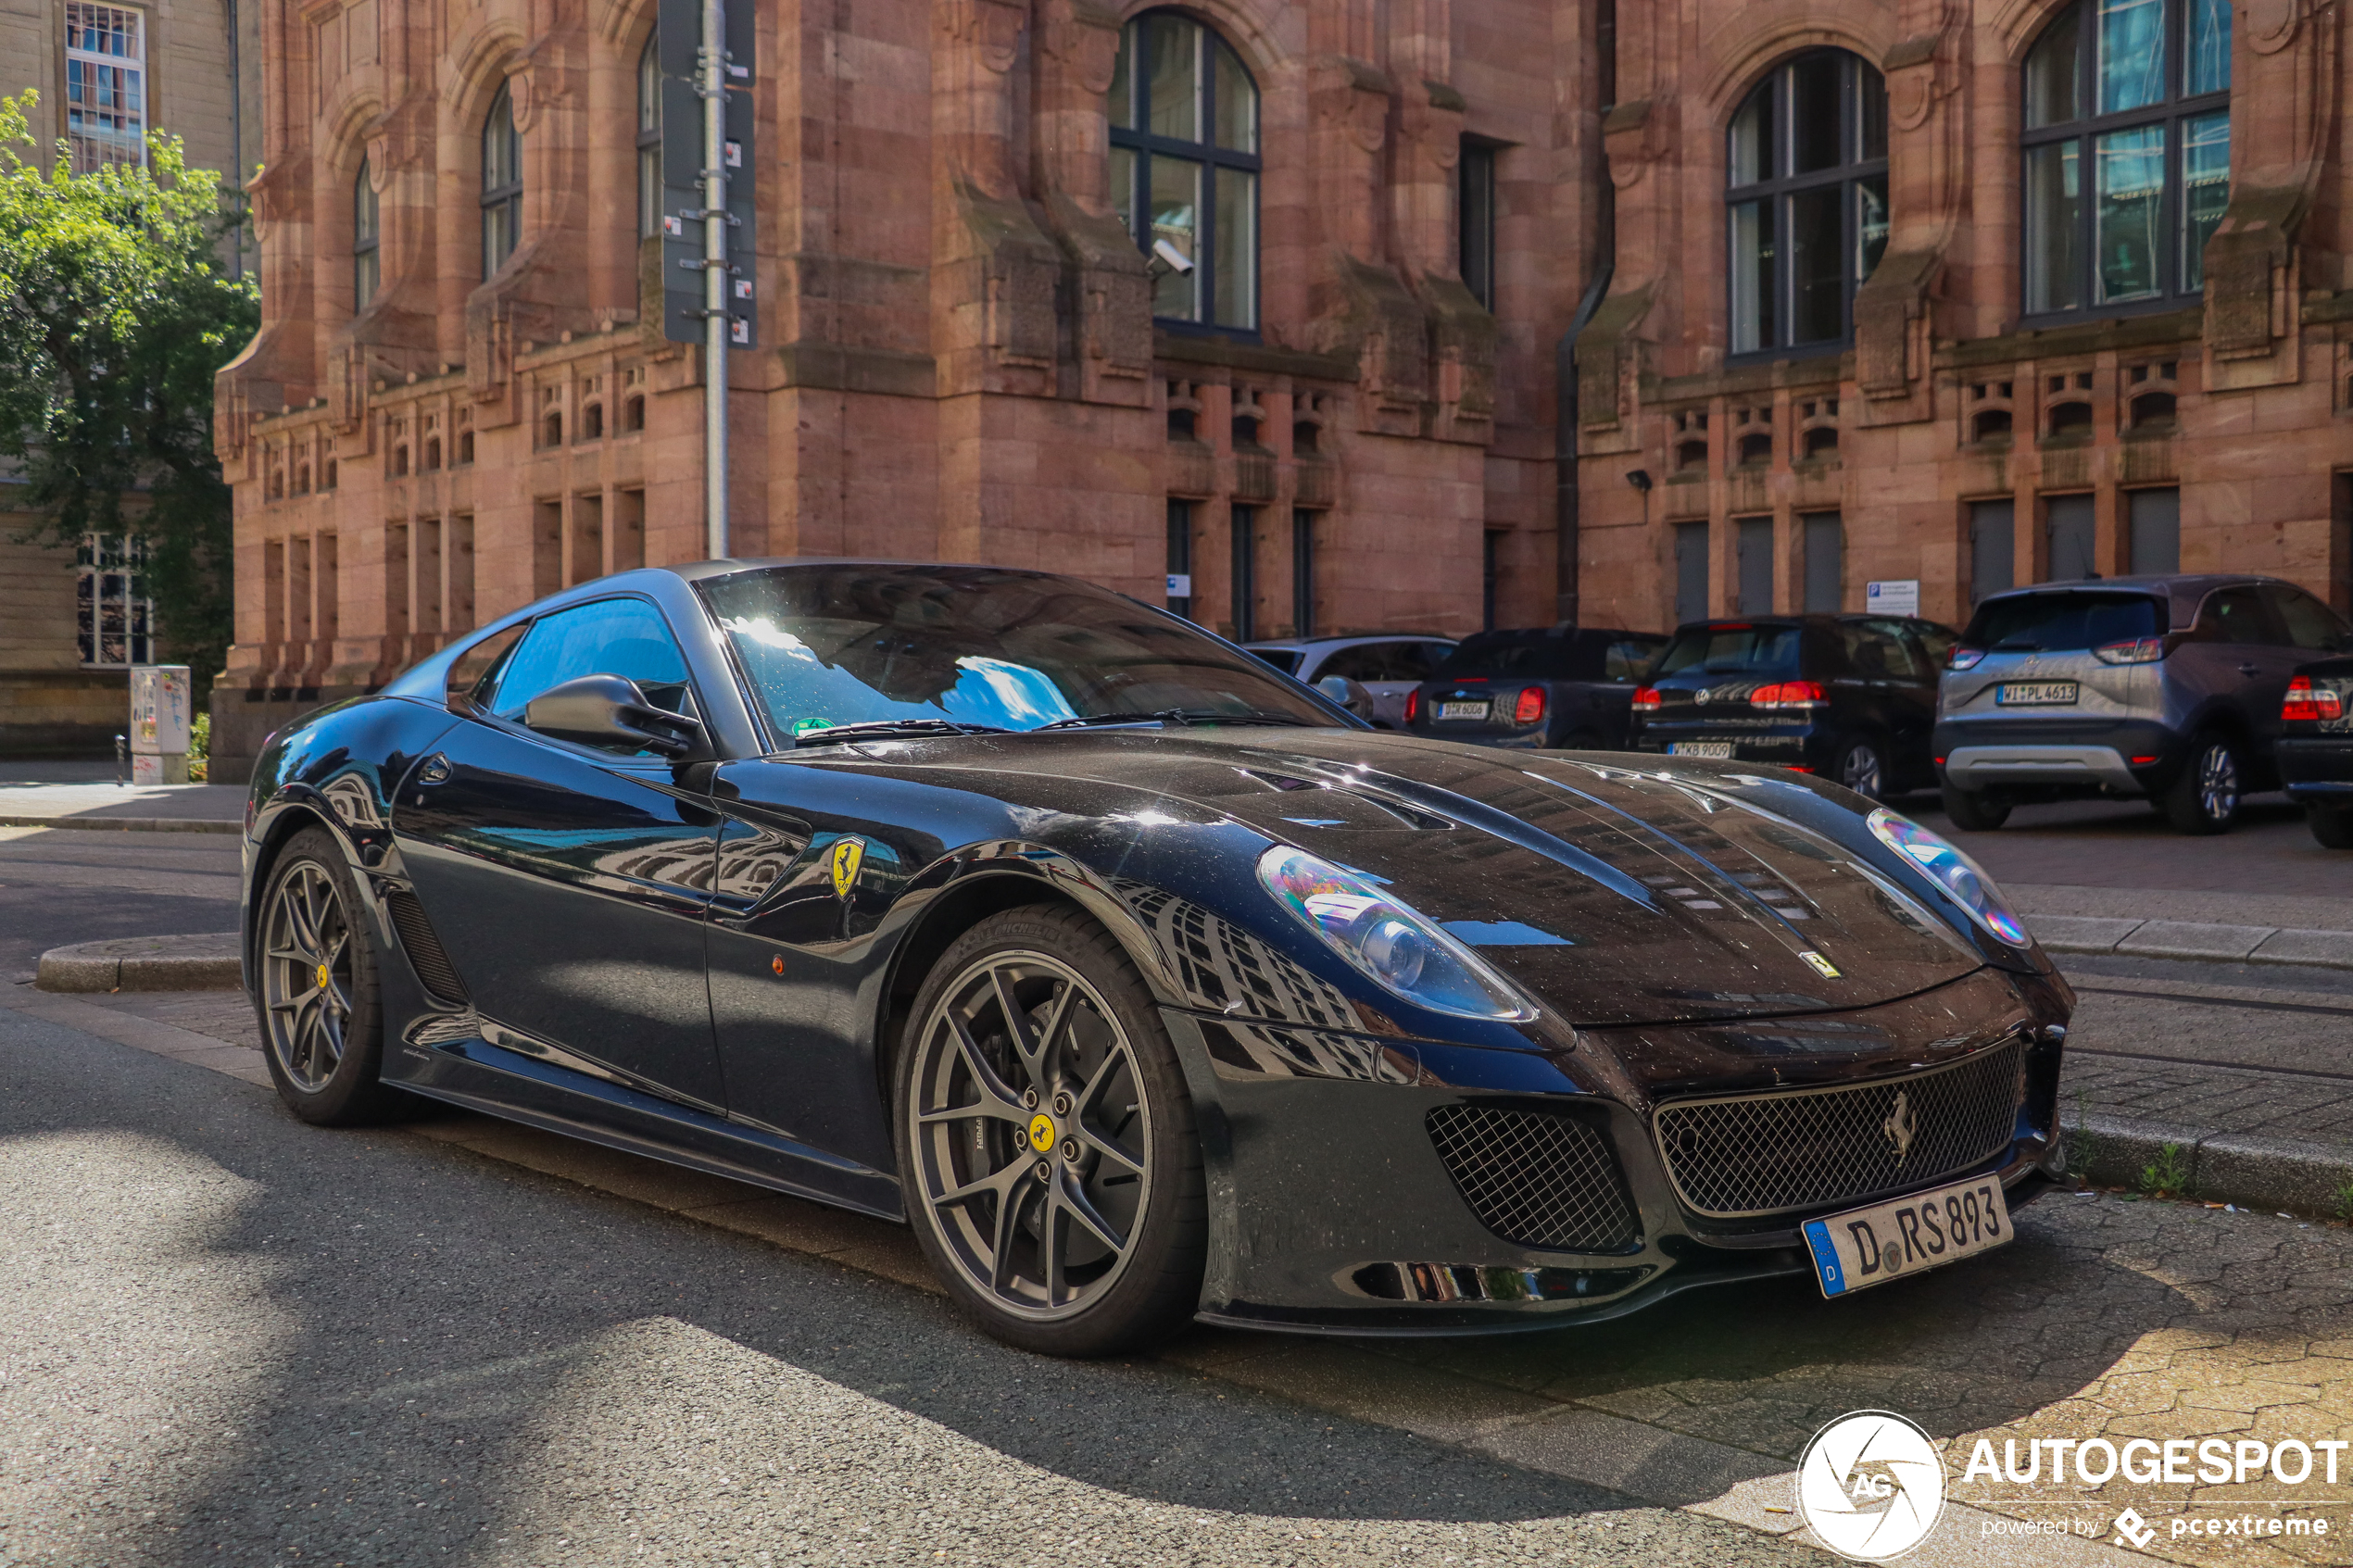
[391, 1033, 906, 1223]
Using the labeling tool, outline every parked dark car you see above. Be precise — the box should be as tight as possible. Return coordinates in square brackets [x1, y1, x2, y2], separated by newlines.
[1934, 575, 2353, 834]
[1242, 634, 1456, 728]
[1402, 626, 1669, 750]
[1629, 616, 1957, 799]
[2281, 655, 2353, 847]
[239, 560, 2069, 1356]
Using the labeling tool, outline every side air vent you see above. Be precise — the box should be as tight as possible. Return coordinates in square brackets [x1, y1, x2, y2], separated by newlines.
[384, 889, 469, 1004]
[1427, 1105, 1642, 1253]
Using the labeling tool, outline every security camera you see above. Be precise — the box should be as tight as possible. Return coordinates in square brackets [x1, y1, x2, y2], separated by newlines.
[1625, 468, 1654, 493]
[1151, 237, 1195, 275]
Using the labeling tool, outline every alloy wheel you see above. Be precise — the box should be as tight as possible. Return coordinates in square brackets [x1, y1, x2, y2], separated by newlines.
[1839, 742, 1883, 799]
[908, 951, 1151, 1321]
[2196, 743, 2240, 824]
[260, 860, 356, 1092]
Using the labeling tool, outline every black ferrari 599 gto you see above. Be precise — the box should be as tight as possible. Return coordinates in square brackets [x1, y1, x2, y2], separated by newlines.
[241, 559, 2072, 1355]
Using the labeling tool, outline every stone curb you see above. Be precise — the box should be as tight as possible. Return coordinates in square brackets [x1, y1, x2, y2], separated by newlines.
[36, 933, 243, 993]
[0, 813, 239, 834]
[2061, 1109, 2353, 1218]
[2031, 912, 2353, 971]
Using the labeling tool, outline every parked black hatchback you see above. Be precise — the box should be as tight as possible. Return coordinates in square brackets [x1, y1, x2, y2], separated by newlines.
[1403, 626, 1669, 750]
[1629, 616, 1956, 798]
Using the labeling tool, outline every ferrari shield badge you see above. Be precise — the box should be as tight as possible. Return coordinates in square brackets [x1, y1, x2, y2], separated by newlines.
[1800, 949, 1843, 979]
[830, 837, 867, 898]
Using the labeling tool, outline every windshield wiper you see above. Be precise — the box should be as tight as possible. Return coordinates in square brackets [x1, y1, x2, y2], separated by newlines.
[1035, 709, 1308, 731]
[791, 719, 1013, 748]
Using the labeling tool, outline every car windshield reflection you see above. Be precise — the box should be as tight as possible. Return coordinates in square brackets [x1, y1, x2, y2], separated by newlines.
[698, 563, 1339, 743]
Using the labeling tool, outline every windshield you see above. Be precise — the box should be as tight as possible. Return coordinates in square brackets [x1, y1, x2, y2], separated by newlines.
[1965, 592, 2161, 651]
[698, 565, 1340, 742]
[1654, 624, 1803, 678]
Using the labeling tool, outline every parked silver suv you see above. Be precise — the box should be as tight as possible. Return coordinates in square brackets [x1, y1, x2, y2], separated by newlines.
[1934, 574, 2353, 834]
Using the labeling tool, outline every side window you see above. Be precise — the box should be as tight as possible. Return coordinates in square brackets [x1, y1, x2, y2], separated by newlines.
[484, 597, 695, 730]
[2196, 586, 2275, 645]
[2266, 584, 2350, 651]
[1318, 644, 1398, 683]
[1248, 647, 1302, 675]
[1908, 622, 1957, 672]
[1604, 636, 1666, 683]
[1840, 621, 1924, 680]
[1390, 642, 1449, 681]
[446, 622, 530, 712]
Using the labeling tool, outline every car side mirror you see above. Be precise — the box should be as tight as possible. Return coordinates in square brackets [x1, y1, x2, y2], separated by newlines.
[1315, 674, 1374, 719]
[523, 673, 705, 759]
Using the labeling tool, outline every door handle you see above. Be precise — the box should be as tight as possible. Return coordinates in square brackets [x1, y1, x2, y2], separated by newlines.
[416, 754, 452, 785]
[2237, 662, 2261, 677]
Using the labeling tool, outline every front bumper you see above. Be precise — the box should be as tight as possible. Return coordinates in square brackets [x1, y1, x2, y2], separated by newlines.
[1165, 965, 2071, 1333]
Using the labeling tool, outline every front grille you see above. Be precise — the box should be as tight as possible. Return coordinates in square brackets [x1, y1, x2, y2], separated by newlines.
[1654, 1042, 2026, 1219]
[1428, 1105, 1642, 1252]
[384, 888, 469, 1004]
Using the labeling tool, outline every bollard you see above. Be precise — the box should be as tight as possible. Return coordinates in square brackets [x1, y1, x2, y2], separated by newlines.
[128, 666, 193, 786]
[114, 733, 127, 788]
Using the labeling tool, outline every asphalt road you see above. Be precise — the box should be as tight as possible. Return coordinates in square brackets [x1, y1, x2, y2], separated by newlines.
[0, 826, 243, 980]
[0, 1005, 1807, 1568]
[1910, 792, 2344, 900]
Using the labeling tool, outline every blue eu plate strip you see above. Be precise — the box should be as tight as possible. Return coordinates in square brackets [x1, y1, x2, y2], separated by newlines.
[1803, 1219, 1846, 1298]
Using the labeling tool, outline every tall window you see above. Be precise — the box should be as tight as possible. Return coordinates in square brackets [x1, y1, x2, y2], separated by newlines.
[1459, 139, 1498, 310]
[1727, 51, 1888, 356]
[481, 82, 522, 278]
[1108, 13, 1260, 332]
[77, 533, 154, 667]
[637, 37, 662, 239]
[2022, 0, 2230, 317]
[65, 4, 145, 172]
[353, 158, 380, 310]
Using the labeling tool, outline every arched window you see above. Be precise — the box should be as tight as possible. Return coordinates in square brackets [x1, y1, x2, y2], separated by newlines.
[1727, 51, 1888, 356]
[2022, 0, 2230, 317]
[352, 157, 379, 310]
[1107, 12, 1260, 332]
[481, 81, 522, 277]
[637, 37, 661, 239]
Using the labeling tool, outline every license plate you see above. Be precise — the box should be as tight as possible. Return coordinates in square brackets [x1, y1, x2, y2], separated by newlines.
[1996, 681, 2079, 706]
[1438, 701, 1489, 721]
[1803, 1174, 2012, 1298]
[1669, 741, 1734, 759]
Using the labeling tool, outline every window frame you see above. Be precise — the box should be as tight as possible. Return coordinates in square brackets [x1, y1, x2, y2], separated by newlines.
[2018, 0, 2231, 326]
[1107, 11, 1264, 338]
[353, 157, 380, 312]
[1724, 49, 1890, 362]
[64, 3, 146, 173]
[480, 81, 523, 280]
[76, 532, 155, 669]
[1458, 138, 1500, 312]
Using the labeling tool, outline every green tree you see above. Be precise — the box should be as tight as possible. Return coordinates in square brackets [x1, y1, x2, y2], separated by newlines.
[0, 91, 258, 691]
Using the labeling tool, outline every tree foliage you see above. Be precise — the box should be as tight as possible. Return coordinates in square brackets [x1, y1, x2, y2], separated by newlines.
[0, 91, 258, 686]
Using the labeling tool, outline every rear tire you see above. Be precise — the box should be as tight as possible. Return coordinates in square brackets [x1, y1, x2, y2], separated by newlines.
[1940, 784, 2011, 832]
[2309, 802, 2353, 850]
[2162, 734, 2241, 835]
[254, 826, 412, 1126]
[894, 905, 1206, 1358]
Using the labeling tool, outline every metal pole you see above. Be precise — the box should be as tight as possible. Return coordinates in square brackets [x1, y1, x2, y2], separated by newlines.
[700, 0, 729, 559]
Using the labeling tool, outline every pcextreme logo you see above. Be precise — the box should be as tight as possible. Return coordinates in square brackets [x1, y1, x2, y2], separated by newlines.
[1796, 1411, 1946, 1562]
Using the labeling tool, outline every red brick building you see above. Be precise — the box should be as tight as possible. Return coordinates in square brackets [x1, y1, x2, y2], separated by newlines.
[210, 0, 1610, 777]
[1573, 0, 2353, 633]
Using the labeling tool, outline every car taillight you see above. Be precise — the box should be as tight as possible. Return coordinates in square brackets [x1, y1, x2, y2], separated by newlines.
[1751, 680, 1828, 710]
[2284, 676, 2345, 722]
[1631, 685, 1662, 712]
[2094, 636, 2166, 665]
[1948, 646, 1986, 671]
[1403, 689, 1420, 723]
[1514, 686, 1546, 724]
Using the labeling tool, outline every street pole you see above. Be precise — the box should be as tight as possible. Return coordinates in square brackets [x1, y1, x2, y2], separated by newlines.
[700, 0, 729, 559]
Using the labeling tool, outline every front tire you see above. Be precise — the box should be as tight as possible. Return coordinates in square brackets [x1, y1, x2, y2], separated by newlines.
[895, 906, 1206, 1357]
[2309, 801, 2353, 849]
[2162, 734, 2241, 835]
[1941, 783, 2011, 832]
[254, 826, 409, 1125]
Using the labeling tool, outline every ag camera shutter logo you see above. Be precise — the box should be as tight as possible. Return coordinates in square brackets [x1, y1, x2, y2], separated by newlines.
[1796, 1410, 1947, 1561]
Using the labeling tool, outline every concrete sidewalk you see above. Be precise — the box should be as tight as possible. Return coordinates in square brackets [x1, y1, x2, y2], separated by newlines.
[2013, 882, 2353, 971]
[0, 782, 244, 834]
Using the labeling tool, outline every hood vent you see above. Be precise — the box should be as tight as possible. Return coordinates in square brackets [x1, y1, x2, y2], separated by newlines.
[1236, 768, 1454, 830]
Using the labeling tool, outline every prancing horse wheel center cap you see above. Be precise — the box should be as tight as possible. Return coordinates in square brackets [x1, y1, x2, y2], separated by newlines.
[315, 962, 332, 991]
[1027, 1112, 1058, 1152]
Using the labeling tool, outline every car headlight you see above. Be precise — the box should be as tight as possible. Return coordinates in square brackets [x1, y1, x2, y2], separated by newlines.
[1867, 808, 2032, 947]
[1256, 847, 1536, 1020]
